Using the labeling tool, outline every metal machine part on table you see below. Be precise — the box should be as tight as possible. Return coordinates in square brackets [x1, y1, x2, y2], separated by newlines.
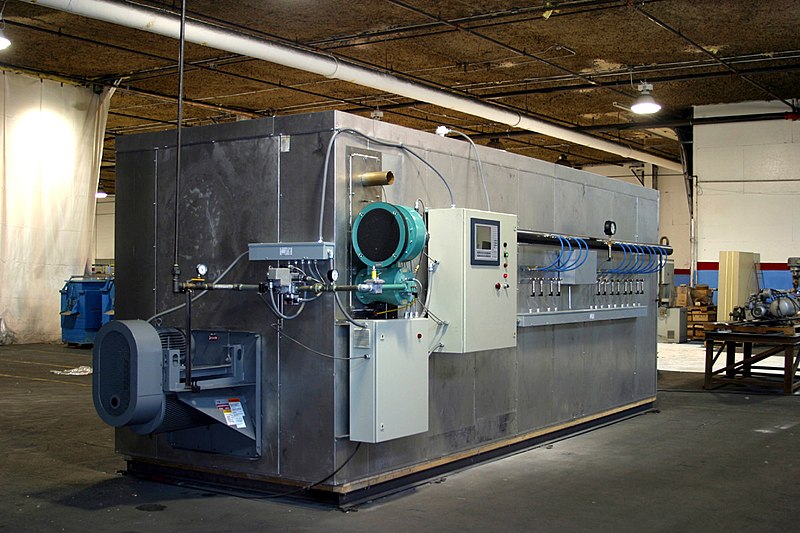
[95, 110, 668, 502]
[729, 258, 800, 322]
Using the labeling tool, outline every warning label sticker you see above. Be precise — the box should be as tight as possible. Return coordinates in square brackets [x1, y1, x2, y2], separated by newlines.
[215, 398, 247, 429]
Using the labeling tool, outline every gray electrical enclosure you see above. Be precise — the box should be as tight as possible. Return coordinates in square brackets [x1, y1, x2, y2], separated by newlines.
[349, 318, 429, 443]
[110, 110, 661, 501]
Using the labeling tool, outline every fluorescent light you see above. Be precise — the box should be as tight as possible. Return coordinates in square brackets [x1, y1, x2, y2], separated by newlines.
[95, 190, 108, 199]
[0, 29, 10, 50]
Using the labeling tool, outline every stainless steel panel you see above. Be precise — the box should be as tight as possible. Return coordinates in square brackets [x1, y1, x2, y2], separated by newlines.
[553, 179, 587, 236]
[517, 306, 648, 327]
[517, 170, 556, 232]
[114, 109, 660, 489]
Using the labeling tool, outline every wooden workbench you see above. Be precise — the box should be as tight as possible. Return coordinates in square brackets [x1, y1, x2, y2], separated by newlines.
[704, 325, 800, 394]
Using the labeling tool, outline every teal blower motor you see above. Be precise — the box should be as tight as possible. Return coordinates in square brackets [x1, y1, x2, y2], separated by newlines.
[351, 202, 426, 306]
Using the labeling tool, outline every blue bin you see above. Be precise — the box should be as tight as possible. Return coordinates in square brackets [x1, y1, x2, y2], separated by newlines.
[60, 277, 115, 345]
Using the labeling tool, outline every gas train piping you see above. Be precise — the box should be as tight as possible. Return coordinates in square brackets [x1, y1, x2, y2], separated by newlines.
[169, 201, 425, 304]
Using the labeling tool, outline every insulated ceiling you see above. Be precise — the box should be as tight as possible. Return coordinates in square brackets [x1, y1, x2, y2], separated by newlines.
[3, 0, 799, 192]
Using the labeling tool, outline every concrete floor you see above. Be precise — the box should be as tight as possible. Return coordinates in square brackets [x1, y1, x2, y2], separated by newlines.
[2, 343, 799, 532]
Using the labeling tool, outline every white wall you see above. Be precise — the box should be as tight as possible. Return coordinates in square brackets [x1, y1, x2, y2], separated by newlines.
[585, 163, 690, 269]
[694, 101, 800, 263]
[94, 196, 115, 262]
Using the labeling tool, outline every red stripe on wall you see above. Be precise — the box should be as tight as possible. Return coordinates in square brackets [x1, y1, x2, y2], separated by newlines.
[696, 262, 789, 271]
[675, 268, 690, 275]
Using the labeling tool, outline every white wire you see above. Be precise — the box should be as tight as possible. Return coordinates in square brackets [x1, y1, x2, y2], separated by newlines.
[270, 324, 364, 360]
[448, 129, 491, 211]
[147, 250, 249, 323]
[261, 290, 305, 320]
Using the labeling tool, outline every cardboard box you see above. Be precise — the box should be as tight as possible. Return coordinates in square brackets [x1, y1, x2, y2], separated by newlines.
[691, 284, 714, 306]
[687, 312, 717, 322]
[675, 285, 691, 307]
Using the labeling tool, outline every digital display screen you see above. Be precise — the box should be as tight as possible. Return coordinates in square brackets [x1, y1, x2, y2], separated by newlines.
[476, 225, 493, 250]
[470, 218, 500, 265]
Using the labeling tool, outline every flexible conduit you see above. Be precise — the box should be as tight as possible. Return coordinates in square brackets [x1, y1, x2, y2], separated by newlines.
[23, 0, 683, 172]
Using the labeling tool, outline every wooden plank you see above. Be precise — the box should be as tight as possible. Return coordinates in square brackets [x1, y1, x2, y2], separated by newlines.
[688, 313, 716, 322]
[688, 305, 717, 312]
[335, 397, 657, 493]
[704, 321, 799, 335]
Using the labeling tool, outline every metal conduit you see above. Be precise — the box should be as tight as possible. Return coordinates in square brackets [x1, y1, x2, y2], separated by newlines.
[22, 0, 683, 171]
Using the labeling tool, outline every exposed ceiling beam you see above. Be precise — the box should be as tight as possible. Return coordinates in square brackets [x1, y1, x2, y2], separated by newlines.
[384, 0, 634, 101]
[0, 61, 265, 119]
[22, 0, 681, 170]
[479, 62, 800, 100]
[632, 4, 796, 111]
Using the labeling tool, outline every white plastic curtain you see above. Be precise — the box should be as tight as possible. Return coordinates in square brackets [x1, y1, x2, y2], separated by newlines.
[0, 71, 113, 344]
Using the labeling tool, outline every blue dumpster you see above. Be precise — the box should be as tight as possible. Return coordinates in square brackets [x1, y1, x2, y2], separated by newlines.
[60, 276, 115, 345]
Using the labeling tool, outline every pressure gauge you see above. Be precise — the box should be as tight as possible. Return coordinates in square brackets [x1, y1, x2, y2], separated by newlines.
[196, 263, 208, 277]
[327, 269, 339, 283]
[604, 220, 617, 236]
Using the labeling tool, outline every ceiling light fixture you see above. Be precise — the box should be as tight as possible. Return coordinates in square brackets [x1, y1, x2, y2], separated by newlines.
[0, 1, 10, 50]
[487, 138, 505, 151]
[95, 189, 108, 199]
[555, 153, 574, 168]
[631, 82, 661, 115]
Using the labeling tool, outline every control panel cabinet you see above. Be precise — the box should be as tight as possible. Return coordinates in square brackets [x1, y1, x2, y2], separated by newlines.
[349, 318, 430, 443]
[427, 209, 518, 353]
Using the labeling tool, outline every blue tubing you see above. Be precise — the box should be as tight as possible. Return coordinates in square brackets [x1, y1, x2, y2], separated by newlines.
[540, 235, 566, 271]
[558, 237, 583, 272]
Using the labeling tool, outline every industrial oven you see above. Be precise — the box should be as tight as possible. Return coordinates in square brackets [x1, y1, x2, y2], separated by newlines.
[93, 110, 667, 503]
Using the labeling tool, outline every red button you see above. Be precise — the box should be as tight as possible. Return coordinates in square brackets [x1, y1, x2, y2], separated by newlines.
[495, 283, 501, 289]
[503, 273, 508, 279]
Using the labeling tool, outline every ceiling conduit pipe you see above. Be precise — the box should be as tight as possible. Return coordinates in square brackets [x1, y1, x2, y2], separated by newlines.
[22, 0, 683, 172]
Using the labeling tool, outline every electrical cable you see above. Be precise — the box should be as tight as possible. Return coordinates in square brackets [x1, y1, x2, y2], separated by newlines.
[261, 291, 305, 320]
[342, 129, 455, 207]
[148, 250, 249, 323]
[447, 128, 491, 211]
[419, 267, 446, 325]
[179, 441, 364, 500]
[334, 291, 368, 328]
[317, 128, 455, 241]
[270, 324, 365, 360]
[317, 129, 342, 243]
[288, 264, 321, 284]
[373, 300, 415, 316]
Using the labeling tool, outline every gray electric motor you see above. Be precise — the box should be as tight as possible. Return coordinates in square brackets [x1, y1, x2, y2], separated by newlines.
[92, 320, 197, 435]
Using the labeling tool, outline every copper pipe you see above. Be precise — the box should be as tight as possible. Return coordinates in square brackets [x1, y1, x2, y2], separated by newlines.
[359, 170, 395, 187]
